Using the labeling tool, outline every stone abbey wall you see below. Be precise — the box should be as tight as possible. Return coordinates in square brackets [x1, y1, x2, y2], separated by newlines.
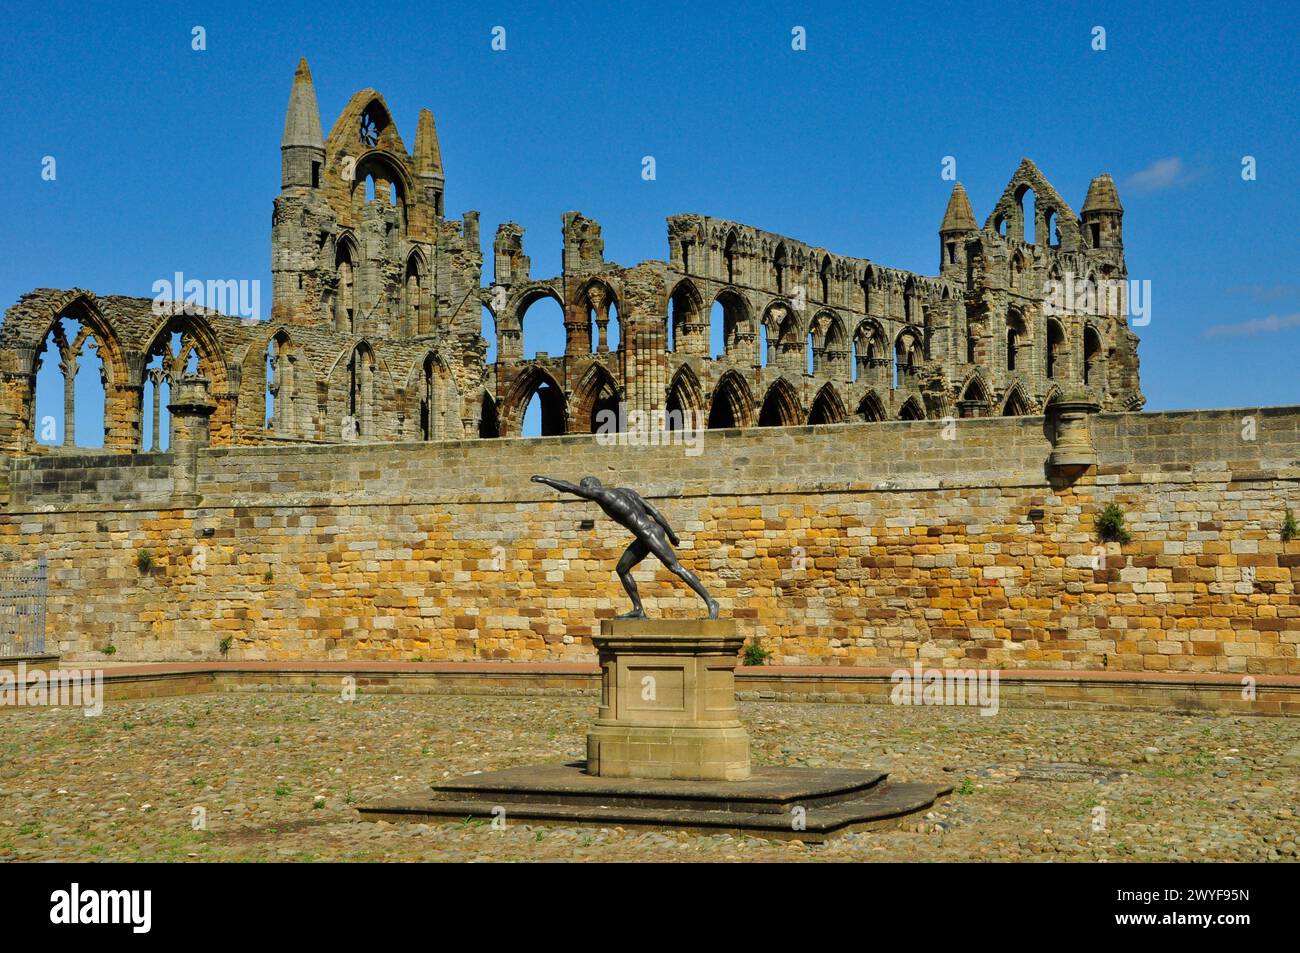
[3, 406, 1297, 674]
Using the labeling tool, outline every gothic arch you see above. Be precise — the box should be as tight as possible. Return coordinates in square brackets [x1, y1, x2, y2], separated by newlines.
[666, 364, 704, 430]
[667, 279, 704, 353]
[27, 294, 129, 451]
[404, 249, 428, 336]
[1083, 322, 1104, 386]
[711, 288, 752, 359]
[898, 396, 926, 420]
[758, 377, 803, 427]
[808, 382, 847, 425]
[405, 348, 460, 441]
[572, 361, 621, 433]
[1001, 382, 1032, 416]
[1045, 317, 1067, 379]
[477, 389, 500, 438]
[707, 370, 755, 430]
[500, 364, 566, 437]
[856, 389, 887, 422]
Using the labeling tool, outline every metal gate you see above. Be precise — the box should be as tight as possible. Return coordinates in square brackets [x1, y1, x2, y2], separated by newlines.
[0, 556, 47, 657]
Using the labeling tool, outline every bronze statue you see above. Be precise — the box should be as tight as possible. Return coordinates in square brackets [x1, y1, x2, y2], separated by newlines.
[531, 475, 719, 619]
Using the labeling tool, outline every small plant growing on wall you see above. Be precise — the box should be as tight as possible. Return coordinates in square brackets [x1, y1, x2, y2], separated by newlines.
[1283, 509, 1298, 543]
[1095, 503, 1131, 544]
[136, 548, 154, 573]
[742, 640, 772, 666]
[101, 642, 117, 656]
[219, 636, 233, 657]
[263, 568, 274, 584]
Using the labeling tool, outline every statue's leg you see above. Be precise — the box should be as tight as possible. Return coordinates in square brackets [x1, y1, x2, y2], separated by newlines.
[650, 537, 720, 619]
[615, 540, 649, 619]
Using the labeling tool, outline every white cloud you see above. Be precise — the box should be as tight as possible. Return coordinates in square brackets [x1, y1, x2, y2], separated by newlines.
[1204, 312, 1300, 338]
[1125, 157, 1198, 193]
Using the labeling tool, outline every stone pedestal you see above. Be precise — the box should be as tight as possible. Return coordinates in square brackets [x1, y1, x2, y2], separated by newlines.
[586, 618, 751, 781]
[1048, 393, 1101, 473]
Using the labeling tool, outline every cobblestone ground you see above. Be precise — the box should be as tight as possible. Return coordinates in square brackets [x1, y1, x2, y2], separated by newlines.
[1, 692, 1296, 862]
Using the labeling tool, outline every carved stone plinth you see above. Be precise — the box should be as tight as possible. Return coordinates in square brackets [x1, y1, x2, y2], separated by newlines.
[586, 618, 750, 781]
[1048, 394, 1102, 473]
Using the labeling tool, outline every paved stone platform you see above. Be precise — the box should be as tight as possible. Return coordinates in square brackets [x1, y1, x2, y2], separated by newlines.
[358, 762, 953, 842]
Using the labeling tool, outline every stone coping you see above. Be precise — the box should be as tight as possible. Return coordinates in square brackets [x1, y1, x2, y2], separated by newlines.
[16, 659, 1299, 689]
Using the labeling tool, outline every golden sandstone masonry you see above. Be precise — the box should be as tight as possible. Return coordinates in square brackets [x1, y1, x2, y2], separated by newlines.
[1, 406, 1296, 674]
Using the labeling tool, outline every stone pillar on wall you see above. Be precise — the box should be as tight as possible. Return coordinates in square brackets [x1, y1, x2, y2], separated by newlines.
[168, 375, 216, 504]
[0, 346, 37, 455]
[1048, 391, 1101, 477]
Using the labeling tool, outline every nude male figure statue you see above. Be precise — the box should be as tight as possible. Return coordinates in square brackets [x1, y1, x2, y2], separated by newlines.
[531, 475, 719, 620]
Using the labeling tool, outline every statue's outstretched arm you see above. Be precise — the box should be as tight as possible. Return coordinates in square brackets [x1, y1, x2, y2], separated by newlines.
[531, 475, 585, 497]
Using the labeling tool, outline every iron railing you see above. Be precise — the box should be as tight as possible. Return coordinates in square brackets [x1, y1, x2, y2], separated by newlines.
[0, 556, 47, 657]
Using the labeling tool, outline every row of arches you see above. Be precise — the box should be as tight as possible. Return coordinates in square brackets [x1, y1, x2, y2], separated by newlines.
[501, 364, 935, 439]
[22, 299, 466, 452]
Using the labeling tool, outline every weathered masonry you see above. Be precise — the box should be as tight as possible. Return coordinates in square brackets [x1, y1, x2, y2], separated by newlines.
[1, 406, 1296, 673]
[0, 58, 1142, 455]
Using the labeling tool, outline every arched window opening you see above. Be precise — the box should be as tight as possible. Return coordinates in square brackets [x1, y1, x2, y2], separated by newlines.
[1046, 320, 1065, 379]
[806, 332, 816, 375]
[820, 257, 831, 303]
[773, 245, 787, 294]
[667, 283, 700, 354]
[404, 255, 424, 336]
[346, 346, 375, 438]
[588, 378, 620, 434]
[1006, 310, 1026, 372]
[608, 302, 621, 351]
[141, 330, 201, 452]
[724, 232, 738, 285]
[1018, 186, 1037, 244]
[1083, 326, 1102, 385]
[266, 331, 296, 436]
[519, 295, 564, 360]
[710, 291, 746, 359]
[479, 393, 499, 438]
[710, 300, 727, 359]
[894, 331, 921, 388]
[33, 316, 107, 450]
[521, 381, 565, 437]
[419, 354, 446, 441]
[481, 306, 497, 364]
[335, 244, 356, 335]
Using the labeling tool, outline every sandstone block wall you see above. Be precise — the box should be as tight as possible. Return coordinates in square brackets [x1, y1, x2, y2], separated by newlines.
[2, 407, 1297, 673]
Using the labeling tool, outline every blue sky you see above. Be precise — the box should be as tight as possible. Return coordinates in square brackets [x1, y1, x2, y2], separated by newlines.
[3, 0, 1297, 445]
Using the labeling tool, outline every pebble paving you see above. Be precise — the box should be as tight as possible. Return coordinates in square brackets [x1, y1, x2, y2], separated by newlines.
[1, 691, 1296, 862]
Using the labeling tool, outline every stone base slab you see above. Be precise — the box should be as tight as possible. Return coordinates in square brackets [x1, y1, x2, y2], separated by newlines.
[358, 761, 953, 843]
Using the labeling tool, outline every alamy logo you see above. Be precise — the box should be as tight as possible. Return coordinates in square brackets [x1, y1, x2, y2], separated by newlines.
[1042, 272, 1151, 327]
[151, 271, 261, 323]
[50, 883, 151, 933]
[0, 664, 103, 716]
[890, 662, 1000, 716]
[594, 402, 705, 456]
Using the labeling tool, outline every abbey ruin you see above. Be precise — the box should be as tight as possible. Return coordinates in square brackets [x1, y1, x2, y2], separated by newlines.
[0, 58, 1144, 452]
[1, 60, 1295, 677]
